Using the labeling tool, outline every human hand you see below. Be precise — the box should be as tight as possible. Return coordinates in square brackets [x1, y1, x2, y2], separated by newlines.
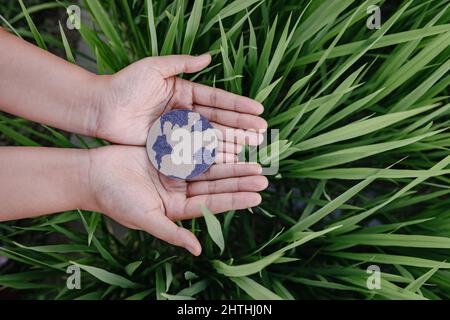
[1, 31, 266, 148]
[87, 145, 268, 255]
[93, 54, 267, 146]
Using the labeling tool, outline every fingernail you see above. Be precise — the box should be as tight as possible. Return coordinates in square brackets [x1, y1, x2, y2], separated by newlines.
[198, 53, 211, 60]
[257, 104, 265, 114]
[256, 164, 263, 174]
[186, 243, 201, 256]
[249, 194, 262, 208]
[255, 193, 262, 205]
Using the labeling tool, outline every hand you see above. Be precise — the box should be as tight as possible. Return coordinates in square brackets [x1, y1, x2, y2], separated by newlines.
[93, 54, 267, 146]
[87, 145, 268, 256]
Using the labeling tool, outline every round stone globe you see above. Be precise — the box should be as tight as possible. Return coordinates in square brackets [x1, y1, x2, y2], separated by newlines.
[146, 109, 218, 180]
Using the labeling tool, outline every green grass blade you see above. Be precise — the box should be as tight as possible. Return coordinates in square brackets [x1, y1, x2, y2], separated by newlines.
[58, 21, 75, 63]
[17, 0, 47, 50]
[71, 261, 139, 289]
[229, 276, 282, 300]
[182, 0, 203, 54]
[202, 206, 225, 254]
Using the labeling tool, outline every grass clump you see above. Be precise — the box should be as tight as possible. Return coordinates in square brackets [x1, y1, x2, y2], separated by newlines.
[0, 0, 449, 300]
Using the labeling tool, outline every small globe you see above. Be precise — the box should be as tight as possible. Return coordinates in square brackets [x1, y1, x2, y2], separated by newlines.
[146, 109, 218, 179]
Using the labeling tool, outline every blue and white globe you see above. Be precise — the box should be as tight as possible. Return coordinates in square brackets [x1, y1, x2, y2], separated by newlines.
[146, 109, 218, 180]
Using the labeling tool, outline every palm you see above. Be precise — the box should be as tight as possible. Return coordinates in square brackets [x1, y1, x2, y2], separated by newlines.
[91, 54, 269, 255]
[97, 61, 172, 145]
[97, 55, 267, 146]
[90, 145, 267, 255]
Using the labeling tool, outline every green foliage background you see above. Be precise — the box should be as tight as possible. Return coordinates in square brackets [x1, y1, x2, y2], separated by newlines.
[0, 0, 449, 300]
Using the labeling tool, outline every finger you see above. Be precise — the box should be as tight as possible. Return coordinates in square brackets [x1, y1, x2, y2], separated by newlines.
[193, 104, 267, 131]
[188, 80, 264, 115]
[180, 192, 262, 220]
[188, 176, 268, 196]
[189, 163, 262, 181]
[218, 141, 243, 154]
[215, 152, 238, 164]
[141, 214, 202, 256]
[149, 54, 211, 78]
[212, 122, 264, 145]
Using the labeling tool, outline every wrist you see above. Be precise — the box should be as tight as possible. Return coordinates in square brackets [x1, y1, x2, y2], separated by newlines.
[76, 147, 101, 212]
[83, 74, 112, 139]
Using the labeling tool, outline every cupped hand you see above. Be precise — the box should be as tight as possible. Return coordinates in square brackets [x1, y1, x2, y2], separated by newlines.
[87, 145, 268, 256]
[94, 54, 267, 146]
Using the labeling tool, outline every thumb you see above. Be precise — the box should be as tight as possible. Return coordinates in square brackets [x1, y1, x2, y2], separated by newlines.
[149, 54, 211, 78]
[142, 214, 202, 256]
